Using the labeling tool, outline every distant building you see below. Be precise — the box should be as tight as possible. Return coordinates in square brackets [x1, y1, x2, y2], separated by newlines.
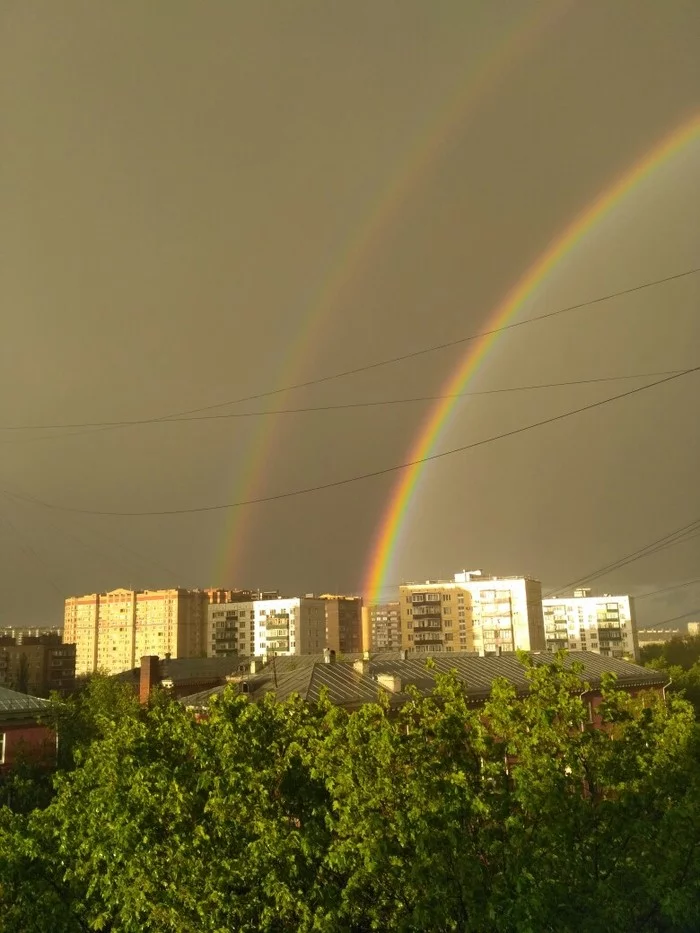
[0, 637, 76, 697]
[687, 622, 700, 637]
[364, 602, 402, 650]
[398, 571, 546, 655]
[205, 588, 279, 604]
[0, 627, 62, 645]
[636, 628, 687, 648]
[63, 588, 210, 676]
[320, 595, 364, 655]
[542, 589, 639, 660]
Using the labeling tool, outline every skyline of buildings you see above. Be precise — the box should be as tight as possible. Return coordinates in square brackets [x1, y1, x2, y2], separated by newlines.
[56, 568, 680, 676]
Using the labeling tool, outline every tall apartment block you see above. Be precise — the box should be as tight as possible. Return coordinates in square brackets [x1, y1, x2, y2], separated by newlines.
[363, 602, 402, 650]
[64, 588, 210, 676]
[320, 595, 364, 655]
[542, 588, 639, 660]
[208, 597, 328, 659]
[398, 570, 546, 655]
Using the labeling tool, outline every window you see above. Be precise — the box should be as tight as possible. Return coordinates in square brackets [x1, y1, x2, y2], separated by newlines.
[0, 733, 5, 765]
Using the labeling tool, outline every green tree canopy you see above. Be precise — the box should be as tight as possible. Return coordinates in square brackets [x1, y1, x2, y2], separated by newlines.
[1, 660, 699, 932]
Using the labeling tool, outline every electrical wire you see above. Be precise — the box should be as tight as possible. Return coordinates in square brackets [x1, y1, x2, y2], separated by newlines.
[2, 266, 697, 436]
[4, 364, 698, 517]
[635, 576, 700, 601]
[0, 369, 687, 435]
[546, 516, 700, 596]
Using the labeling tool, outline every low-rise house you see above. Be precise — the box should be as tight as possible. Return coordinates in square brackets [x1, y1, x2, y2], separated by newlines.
[180, 650, 666, 724]
[0, 686, 55, 772]
[115, 655, 253, 703]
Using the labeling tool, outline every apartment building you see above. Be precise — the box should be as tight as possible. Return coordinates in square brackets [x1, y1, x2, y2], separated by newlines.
[0, 637, 76, 697]
[542, 589, 639, 660]
[64, 588, 210, 676]
[208, 596, 328, 658]
[399, 570, 546, 655]
[363, 602, 402, 650]
[320, 595, 364, 655]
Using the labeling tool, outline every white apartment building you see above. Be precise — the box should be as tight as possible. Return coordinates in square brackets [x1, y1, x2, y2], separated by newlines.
[208, 597, 328, 659]
[399, 570, 546, 655]
[542, 588, 639, 660]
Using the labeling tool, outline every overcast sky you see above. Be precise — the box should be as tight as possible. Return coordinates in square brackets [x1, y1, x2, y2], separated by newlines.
[2, 1, 699, 628]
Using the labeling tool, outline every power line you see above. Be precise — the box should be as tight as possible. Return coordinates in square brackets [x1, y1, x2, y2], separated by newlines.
[2, 266, 697, 438]
[635, 576, 700, 601]
[5, 364, 698, 517]
[0, 373, 681, 431]
[546, 516, 700, 596]
[0, 369, 687, 435]
[653, 607, 700, 627]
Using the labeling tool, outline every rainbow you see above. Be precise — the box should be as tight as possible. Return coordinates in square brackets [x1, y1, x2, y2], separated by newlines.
[217, 1, 571, 582]
[363, 111, 700, 604]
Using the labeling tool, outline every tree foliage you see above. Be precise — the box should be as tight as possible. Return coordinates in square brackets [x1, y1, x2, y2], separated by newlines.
[1, 661, 699, 932]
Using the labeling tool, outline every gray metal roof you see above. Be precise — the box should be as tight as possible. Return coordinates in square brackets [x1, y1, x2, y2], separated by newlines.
[179, 651, 665, 711]
[0, 685, 52, 714]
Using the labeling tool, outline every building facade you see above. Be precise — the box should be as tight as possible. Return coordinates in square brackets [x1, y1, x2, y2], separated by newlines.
[364, 602, 402, 650]
[542, 589, 639, 660]
[321, 595, 364, 655]
[0, 637, 76, 697]
[398, 571, 546, 655]
[64, 588, 210, 676]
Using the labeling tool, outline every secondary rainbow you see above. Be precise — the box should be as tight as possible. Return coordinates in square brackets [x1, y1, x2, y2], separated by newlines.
[364, 111, 700, 604]
[217, 1, 571, 582]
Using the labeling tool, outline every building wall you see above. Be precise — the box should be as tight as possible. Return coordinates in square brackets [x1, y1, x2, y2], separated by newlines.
[250, 598, 327, 657]
[542, 594, 639, 660]
[366, 602, 402, 650]
[399, 572, 545, 655]
[64, 595, 99, 676]
[0, 642, 76, 697]
[0, 721, 56, 772]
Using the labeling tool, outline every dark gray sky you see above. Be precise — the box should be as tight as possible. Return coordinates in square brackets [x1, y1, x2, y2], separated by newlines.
[2, 1, 699, 628]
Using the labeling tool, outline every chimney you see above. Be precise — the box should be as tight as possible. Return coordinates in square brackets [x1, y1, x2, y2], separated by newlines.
[377, 673, 403, 694]
[353, 657, 369, 675]
[399, 649, 408, 661]
[139, 655, 160, 704]
[323, 648, 336, 664]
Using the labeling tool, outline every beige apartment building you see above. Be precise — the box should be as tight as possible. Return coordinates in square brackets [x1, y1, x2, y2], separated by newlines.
[64, 588, 209, 676]
[398, 570, 546, 655]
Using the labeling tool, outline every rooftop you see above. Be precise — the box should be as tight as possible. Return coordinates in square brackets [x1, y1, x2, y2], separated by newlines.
[0, 685, 52, 716]
[179, 651, 665, 712]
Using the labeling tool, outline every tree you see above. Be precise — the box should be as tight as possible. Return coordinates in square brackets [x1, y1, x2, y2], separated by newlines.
[1, 659, 699, 932]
